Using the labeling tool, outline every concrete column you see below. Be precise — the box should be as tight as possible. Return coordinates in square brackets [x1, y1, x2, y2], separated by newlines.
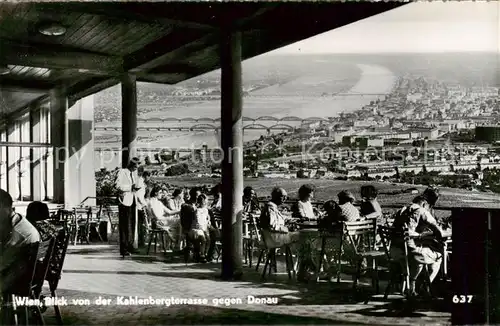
[121, 74, 138, 248]
[220, 29, 243, 279]
[6, 122, 20, 200]
[121, 74, 138, 168]
[66, 95, 96, 207]
[50, 88, 68, 204]
[30, 106, 42, 201]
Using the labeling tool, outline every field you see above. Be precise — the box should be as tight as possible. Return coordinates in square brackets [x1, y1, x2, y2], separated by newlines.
[157, 177, 500, 212]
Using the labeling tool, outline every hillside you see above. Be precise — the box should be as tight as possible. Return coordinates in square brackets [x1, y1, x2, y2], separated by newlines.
[156, 177, 500, 211]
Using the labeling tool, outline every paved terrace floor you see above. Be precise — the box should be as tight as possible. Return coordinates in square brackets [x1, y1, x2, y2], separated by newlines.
[40, 244, 451, 325]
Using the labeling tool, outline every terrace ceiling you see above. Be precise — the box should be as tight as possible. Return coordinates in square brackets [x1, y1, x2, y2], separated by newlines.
[0, 1, 405, 121]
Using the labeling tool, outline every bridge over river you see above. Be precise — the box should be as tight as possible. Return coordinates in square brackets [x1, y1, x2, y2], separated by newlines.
[94, 116, 333, 132]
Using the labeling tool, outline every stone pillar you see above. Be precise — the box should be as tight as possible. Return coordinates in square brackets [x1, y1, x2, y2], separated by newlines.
[50, 88, 68, 204]
[6, 122, 20, 200]
[220, 29, 243, 280]
[66, 95, 96, 207]
[121, 74, 138, 167]
[30, 106, 42, 201]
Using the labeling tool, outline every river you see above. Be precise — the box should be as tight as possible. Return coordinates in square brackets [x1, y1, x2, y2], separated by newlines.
[95, 63, 397, 169]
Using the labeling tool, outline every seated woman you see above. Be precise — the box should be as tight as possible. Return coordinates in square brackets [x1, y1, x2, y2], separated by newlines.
[292, 184, 318, 222]
[360, 185, 382, 220]
[189, 194, 211, 263]
[26, 201, 60, 241]
[147, 186, 181, 246]
[166, 188, 185, 251]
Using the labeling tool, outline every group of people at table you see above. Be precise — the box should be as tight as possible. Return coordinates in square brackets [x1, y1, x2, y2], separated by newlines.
[116, 158, 449, 297]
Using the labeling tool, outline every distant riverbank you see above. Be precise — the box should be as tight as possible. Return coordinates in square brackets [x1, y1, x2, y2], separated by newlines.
[281, 63, 396, 118]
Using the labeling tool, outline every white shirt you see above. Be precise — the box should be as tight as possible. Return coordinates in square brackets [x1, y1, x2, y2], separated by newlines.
[115, 168, 138, 206]
[167, 197, 184, 211]
[148, 198, 176, 220]
[192, 207, 210, 232]
[7, 214, 41, 247]
[297, 200, 315, 220]
[1, 213, 41, 292]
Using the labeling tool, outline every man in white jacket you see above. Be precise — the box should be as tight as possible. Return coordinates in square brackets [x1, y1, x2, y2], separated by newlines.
[115, 158, 141, 256]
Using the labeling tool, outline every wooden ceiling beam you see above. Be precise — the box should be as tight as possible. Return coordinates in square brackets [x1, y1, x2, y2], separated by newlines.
[139, 63, 204, 76]
[35, 3, 217, 30]
[125, 32, 219, 72]
[67, 77, 119, 103]
[0, 76, 55, 92]
[0, 40, 123, 74]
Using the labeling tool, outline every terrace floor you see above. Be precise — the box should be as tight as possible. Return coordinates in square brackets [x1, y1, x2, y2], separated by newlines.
[40, 244, 451, 325]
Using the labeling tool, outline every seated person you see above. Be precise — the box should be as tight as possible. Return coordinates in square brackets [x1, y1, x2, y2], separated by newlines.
[337, 191, 362, 222]
[26, 201, 60, 241]
[180, 188, 204, 261]
[166, 188, 185, 251]
[0, 189, 41, 295]
[391, 190, 444, 296]
[259, 187, 300, 248]
[188, 194, 211, 263]
[210, 183, 222, 212]
[292, 184, 318, 221]
[148, 186, 181, 242]
[318, 200, 342, 232]
[359, 185, 382, 220]
[243, 186, 261, 214]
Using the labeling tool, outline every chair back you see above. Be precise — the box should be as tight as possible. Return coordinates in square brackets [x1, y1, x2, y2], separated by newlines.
[248, 213, 262, 242]
[88, 206, 101, 222]
[211, 209, 222, 229]
[2, 242, 40, 296]
[377, 225, 394, 260]
[73, 207, 91, 222]
[31, 237, 56, 296]
[344, 219, 377, 255]
[46, 228, 71, 292]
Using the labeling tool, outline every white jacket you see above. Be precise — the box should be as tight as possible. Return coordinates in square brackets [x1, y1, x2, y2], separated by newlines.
[115, 168, 138, 206]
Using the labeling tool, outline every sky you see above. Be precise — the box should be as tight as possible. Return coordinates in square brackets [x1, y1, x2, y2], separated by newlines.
[271, 1, 499, 54]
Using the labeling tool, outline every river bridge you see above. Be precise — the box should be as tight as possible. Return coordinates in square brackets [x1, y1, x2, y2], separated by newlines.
[94, 116, 333, 132]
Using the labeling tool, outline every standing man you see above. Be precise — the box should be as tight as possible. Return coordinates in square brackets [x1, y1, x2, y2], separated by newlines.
[115, 158, 141, 257]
